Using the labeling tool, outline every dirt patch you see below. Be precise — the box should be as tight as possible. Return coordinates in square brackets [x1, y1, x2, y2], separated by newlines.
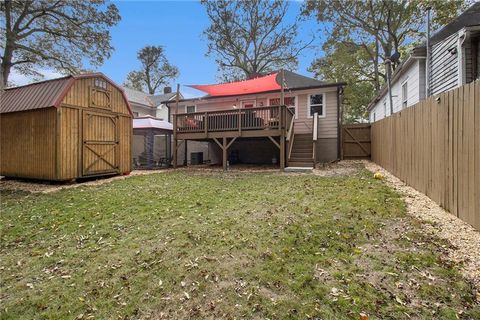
[0, 169, 170, 194]
[313, 160, 364, 177]
[364, 160, 480, 290]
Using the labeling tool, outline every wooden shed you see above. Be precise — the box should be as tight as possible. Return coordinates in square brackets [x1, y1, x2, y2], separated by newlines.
[0, 73, 133, 181]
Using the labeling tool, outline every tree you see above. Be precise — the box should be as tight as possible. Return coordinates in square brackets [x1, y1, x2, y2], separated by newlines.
[201, 0, 310, 80]
[0, 0, 120, 88]
[124, 46, 179, 94]
[310, 42, 377, 123]
[303, 0, 466, 122]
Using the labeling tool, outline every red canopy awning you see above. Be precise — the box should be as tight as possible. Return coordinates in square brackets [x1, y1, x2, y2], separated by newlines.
[188, 72, 280, 97]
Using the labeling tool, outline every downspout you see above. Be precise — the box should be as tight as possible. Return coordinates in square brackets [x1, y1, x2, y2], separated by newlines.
[457, 29, 469, 87]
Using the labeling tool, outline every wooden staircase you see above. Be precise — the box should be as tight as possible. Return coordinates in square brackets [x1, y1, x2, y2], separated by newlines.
[287, 133, 314, 168]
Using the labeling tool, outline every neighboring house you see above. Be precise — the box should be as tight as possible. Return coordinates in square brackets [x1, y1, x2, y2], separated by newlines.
[369, 2, 480, 122]
[164, 70, 345, 169]
[150, 89, 178, 120]
[122, 86, 180, 120]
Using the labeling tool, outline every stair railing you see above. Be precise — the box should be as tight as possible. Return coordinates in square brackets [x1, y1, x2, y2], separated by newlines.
[286, 108, 295, 161]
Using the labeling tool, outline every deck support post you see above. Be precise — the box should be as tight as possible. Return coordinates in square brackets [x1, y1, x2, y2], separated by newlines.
[280, 135, 285, 170]
[222, 137, 227, 171]
[184, 140, 188, 166]
[173, 83, 180, 168]
[280, 105, 286, 171]
[173, 138, 177, 168]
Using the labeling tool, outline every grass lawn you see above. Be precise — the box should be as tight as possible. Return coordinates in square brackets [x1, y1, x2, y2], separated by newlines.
[1, 168, 479, 319]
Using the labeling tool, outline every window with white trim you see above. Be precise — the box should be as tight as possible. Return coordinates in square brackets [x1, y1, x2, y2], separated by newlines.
[308, 93, 325, 117]
[185, 105, 196, 113]
[402, 81, 408, 108]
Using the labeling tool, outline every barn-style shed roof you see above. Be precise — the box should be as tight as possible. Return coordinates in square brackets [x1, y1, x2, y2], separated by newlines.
[0, 73, 132, 115]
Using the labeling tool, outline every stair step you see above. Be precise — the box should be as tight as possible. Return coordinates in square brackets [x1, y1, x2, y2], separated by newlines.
[290, 152, 312, 158]
[292, 142, 312, 146]
[291, 147, 312, 151]
[288, 157, 313, 163]
[285, 166, 313, 173]
[287, 161, 314, 168]
[294, 138, 313, 142]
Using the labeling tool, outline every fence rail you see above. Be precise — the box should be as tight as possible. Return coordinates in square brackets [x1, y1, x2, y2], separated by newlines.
[371, 80, 479, 229]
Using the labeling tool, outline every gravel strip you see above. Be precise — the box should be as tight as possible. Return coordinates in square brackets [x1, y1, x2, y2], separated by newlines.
[363, 160, 480, 290]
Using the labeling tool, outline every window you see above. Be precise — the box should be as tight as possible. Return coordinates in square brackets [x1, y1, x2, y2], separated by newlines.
[268, 96, 295, 106]
[308, 93, 325, 117]
[402, 81, 408, 108]
[185, 105, 196, 113]
[268, 96, 297, 118]
[94, 78, 107, 90]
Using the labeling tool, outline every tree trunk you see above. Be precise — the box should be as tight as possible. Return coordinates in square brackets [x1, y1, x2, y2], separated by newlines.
[1, 41, 15, 88]
[373, 38, 380, 92]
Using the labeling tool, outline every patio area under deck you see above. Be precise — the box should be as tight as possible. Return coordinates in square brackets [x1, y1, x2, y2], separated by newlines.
[173, 105, 294, 170]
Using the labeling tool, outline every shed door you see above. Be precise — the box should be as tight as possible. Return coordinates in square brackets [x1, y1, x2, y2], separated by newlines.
[82, 111, 119, 176]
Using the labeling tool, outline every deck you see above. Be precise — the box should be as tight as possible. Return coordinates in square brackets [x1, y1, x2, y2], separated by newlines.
[172, 105, 295, 170]
[173, 105, 293, 140]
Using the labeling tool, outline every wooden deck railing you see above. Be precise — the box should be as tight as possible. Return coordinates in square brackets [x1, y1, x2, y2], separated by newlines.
[175, 105, 293, 134]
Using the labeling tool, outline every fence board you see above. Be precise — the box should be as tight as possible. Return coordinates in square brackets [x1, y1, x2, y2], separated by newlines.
[371, 81, 479, 229]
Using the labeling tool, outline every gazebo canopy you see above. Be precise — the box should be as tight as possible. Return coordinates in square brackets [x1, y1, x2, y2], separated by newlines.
[133, 115, 173, 132]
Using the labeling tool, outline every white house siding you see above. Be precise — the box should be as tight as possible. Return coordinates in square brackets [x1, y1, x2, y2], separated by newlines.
[131, 103, 156, 118]
[430, 33, 459, 96]
[369, 59, 425, 122]
[155, 105, 168, 120]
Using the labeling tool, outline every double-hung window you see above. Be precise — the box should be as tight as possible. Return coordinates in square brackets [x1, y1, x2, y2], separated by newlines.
[185, 105, 196, 113]
[308, 93, 325, 117]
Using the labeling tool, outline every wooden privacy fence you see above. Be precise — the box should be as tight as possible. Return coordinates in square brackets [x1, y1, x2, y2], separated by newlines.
[371, 80, 479, 229]
[342, 124, 371, 159]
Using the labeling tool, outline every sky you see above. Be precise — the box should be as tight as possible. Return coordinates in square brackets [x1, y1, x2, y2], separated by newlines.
[10, 0, 325, 98]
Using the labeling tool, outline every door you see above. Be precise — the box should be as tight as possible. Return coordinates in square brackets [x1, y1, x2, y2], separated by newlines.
[241, 100, 256, 109]
[82, 111, 119, 176]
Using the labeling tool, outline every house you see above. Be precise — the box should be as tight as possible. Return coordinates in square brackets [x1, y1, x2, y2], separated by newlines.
[369, 2, 480, 122]
[0, 73, 132, 180]
[164, 70, 345, 169]
[122, 86, 179, 120]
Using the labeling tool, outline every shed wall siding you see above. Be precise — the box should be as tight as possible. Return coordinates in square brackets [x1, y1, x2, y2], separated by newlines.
[0, 108, 57, 179]
[62, 78, 131, 116]
[58, 106, 81, 179]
